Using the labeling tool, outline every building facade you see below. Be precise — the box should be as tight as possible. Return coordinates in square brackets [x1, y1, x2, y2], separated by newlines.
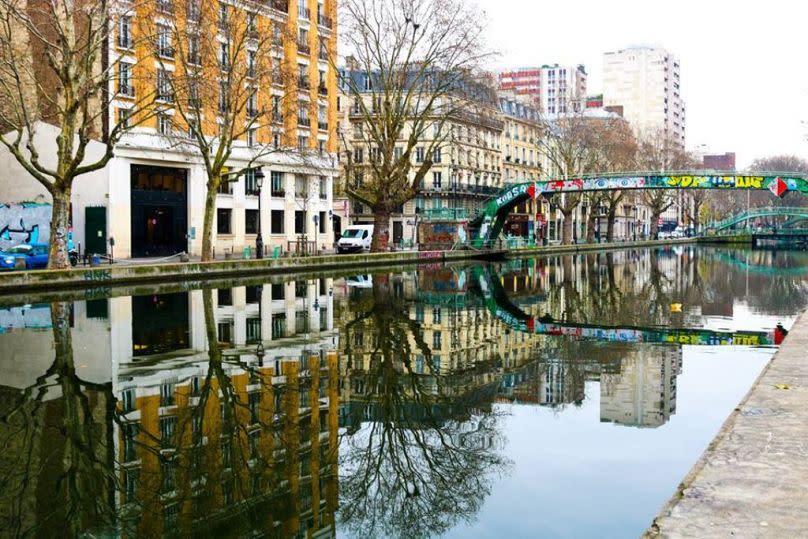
[603, 46, 686, 147]
[498, 64, 588, 116]
[0, 0, 340, 258]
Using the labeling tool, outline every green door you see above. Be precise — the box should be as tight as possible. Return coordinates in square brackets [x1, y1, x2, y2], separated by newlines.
[85, 207, 107, 255]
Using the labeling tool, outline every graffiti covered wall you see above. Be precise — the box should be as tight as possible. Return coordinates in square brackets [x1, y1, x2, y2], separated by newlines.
[0, 203, 50, 250]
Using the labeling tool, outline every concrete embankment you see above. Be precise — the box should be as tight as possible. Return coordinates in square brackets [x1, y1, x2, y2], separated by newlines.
[646, 310, 808, 538]
[0, 237, 696, 296]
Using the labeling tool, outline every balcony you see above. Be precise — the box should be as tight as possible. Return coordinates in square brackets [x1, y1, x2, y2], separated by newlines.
[318, 84, 328, 96]
[298, 78, 310, 90]
[118, 85, 134, 97]
[298, 6, 310, 19]
[317, 12, 333, 29]
[318, 120, 328, 131]
[271, 187, 285, 197]
[269, 0, 288, 14]
[156, 0, 173, 14]
[298, 115, 309, 127]
[117, 36, 133, 49]
[158, 46, 175, 59]
[272, 112, 283, 124]
[318, 48, 328, 61]
[298, 41, 311, 55]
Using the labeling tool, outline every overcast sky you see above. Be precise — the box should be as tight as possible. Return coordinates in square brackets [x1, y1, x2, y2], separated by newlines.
[474, 0, 808, 167]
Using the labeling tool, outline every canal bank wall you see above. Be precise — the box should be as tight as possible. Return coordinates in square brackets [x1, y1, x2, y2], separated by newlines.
[0, 237, 697, 296]
[647, 309, 808, 538]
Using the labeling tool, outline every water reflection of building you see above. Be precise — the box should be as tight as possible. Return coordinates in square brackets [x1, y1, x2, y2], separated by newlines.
[600, 345, 682, 428]
[0, 277, 340, 537]
[114, 281, 339, 537]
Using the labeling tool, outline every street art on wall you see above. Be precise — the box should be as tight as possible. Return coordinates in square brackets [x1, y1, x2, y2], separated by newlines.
[0, 203, 51, 250]
[472, 172, 808, 248]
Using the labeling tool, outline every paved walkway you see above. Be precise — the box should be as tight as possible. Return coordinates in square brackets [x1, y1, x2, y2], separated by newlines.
[647, 310, 808, 538]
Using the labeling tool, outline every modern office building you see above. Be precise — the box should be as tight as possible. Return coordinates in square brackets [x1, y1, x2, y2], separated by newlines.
[603, 46, 686, 148]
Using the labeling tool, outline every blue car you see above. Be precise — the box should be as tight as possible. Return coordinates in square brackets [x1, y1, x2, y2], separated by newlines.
[0, 243, 49, 270]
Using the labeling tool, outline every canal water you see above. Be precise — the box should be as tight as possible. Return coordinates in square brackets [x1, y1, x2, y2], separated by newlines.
[0, 246, 806, 538]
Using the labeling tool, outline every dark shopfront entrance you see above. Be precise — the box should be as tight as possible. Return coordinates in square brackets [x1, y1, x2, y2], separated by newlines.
[131, 165, 188, 257]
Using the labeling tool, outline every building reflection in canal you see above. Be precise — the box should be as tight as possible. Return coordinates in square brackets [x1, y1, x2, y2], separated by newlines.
[0, 246, 806, 537]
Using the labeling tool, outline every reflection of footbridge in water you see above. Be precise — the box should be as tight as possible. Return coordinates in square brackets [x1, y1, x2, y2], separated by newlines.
[419, 266, 787, 346]
[469, 172, 808, 248]
[703, 250, 808, 277]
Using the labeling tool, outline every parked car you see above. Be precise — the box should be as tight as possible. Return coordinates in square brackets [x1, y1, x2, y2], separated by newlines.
[0, 243, 49, 270]
[337, 225, 374, 253]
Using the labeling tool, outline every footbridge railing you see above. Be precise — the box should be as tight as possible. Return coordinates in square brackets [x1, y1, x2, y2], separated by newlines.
[468, 171, 808, 249]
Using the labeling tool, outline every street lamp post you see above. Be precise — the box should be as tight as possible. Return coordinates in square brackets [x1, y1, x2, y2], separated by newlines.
[255, 167, 265, 259]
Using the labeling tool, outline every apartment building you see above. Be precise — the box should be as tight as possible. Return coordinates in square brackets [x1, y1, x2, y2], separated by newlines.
[499, 97, 543, 237]
[498, 64, 588, 116]
[0, 0, 339, 258]
[337, 76, 504, 245]
[603, 46, 686, 147]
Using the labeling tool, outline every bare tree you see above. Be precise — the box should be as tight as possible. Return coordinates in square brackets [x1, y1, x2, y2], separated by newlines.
[143, 0, 297, 260]
[636, 129, 692, 239]
[537, 113, 609, 245]
[0, 0, 155, 268]
[339, 0, 492, 251]
[589, 118, 637, 241]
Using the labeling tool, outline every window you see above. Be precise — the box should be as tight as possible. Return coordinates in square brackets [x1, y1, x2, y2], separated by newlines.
[246, 285, 261, 304]
[218, 178, 232, 194]
[218, 321, 233, 344]
[247, 11, 257, 34]
[247, 50, 256, 78]
[160, 416, 177, 447]
[245, 209, 259, 234]
[219, 41, 230, 70]
[161, 459, 176, 493]
[353, 148, 364, 163]
[432, 171, 442, 189]
[122, 388, 136, 412]
[244, 168, 259, 195]
[157, 113, 172, 135]
[218, 288, 232, 306]
[271, 95, 281, 122]
[157, 69, 173, 102]
[319, 211, 326, 233]
[415, 146, 424, 163]
[217, 208, 232, 234]
[298, 135, 308, 151]
[117, 108, 131, 129]
[295, 175, 307, 197]
[187, 0, 200, 21]
[246, 318, 261, 343]
[118, 15, 132, 48]
[433, 330, 442, 349]
[218, 81, 228, 112]
[247, 128, 256, 146]
[271, 210, 284, 233]
[218, 1, 228, 28]
[246, 90, 257, 118]
[271, 171, 284, 196]
[157, 24, 173, 58]
[432, 307, 442, 324]
[319, 177, 327, 199]
[295, 211, 305, 234]
[187, 33, 200, 65]
[160, 380, 175, 406]
[432, 148, 442, 163]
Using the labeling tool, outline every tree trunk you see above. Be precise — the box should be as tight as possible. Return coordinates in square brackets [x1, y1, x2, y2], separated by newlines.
[371, 209, 391, 252]
[586, 211, 597, 243]
[560, 209, 574, 245]
[606, 209, 617, 242]
[47, 186, 73, 269]
[650, 210, 661, 240]
[201, 176, 219, 261]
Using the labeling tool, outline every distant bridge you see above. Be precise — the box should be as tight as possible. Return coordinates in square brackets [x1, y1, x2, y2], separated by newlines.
[469, 171, 808, 248]
[708, 207, 808, 233]
[469, 267, 786, 347]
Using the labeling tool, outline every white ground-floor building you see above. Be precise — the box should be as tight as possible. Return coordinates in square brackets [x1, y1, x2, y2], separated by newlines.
[0, 123, 338, 259]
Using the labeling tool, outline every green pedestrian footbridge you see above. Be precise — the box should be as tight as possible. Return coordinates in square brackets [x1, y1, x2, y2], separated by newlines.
[707, 206, 808, 233]
[464, 171, 808, 248]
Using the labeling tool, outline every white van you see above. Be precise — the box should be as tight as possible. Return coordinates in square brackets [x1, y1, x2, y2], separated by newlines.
[337, 224, 374, 253]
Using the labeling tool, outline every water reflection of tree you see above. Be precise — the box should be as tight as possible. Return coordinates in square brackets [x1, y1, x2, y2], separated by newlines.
[0, 302, 116, 537]
[338, 277, 510, 539]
